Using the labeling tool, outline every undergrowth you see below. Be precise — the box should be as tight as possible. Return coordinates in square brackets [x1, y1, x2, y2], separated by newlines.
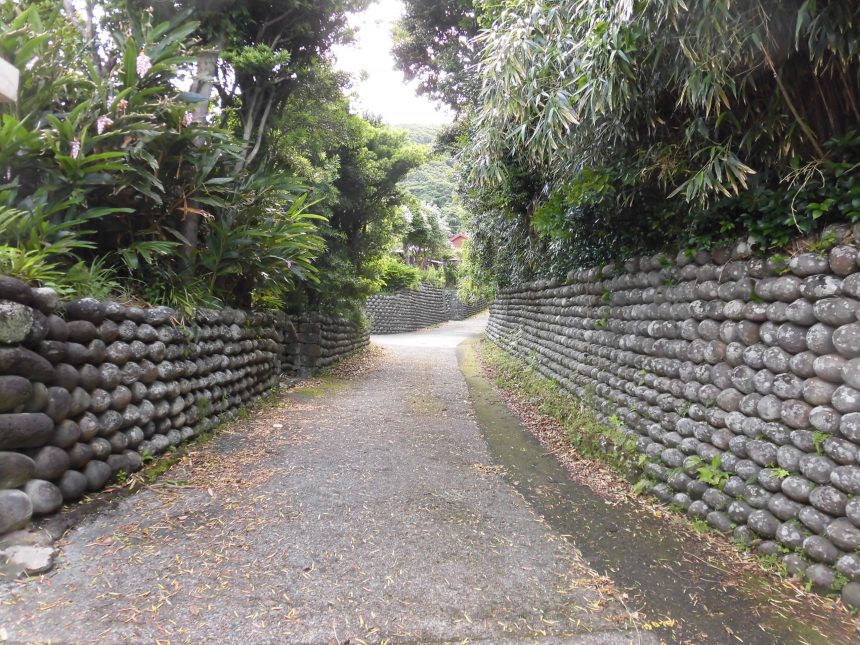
[478, 339, 641, 478]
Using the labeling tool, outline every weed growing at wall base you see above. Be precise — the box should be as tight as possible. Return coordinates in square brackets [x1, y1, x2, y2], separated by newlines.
[478, 340, 641, 477]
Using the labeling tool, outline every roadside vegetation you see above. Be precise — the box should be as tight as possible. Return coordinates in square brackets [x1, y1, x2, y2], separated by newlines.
[393, 0, 860, 288]
[0, 0, 425, 319]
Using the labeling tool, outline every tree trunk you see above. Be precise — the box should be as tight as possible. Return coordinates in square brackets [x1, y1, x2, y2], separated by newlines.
[180, 48, 220, 258]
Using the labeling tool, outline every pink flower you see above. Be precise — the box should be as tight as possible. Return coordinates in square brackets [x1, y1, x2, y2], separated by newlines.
[182, 111, 193, 127]
[70, 139, 81, 159]
[96, 115, 113, 134]
[136, 51, 152, 77]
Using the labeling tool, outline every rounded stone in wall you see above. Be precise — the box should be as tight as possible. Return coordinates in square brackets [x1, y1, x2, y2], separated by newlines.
[799, 506, 834, 535]
[843, 273, 860, 299]
[806, 324, 837, 355]
[802, 378, 837, 406]
[57, 469, 87, 501]
[748, 509, 780, 538]
[781, 475, 815, 502]
[806, 563, 837, 591]
[800, 454, 837, 484]
[781, 399, 812, 428]
[776, 444, 803, 472]
[786, 299, 816, 325]
[833, 385, 860, 413]
[828, 245, 858, 276]
[814, 353, 847, 382]
[790, 252, 829, 277]
[801, 274, 843, 300]
[814, 297, 858, 326]
[809, 405, 841, 433]
[24, 479, 62, 515]
[824, 436, 858, 465]
[776, 323, 808, 354]
[83, 459, 112, 491]
[776, 520, 809, 549]
[833, 323, 860, 357]
[803, 535, 840, 564]
[772, 275, 803, 302]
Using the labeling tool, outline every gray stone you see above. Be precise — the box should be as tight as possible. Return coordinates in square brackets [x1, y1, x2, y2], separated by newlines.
[727, 500, 752, 524]
[841, 582, 860, 609]
[837, 553, 860, 581]
[832, 465, 860, 494]
[845, 273, 860, 299]
[802, 378, 837, 406]
[66, 320, 98, 344]
[776, 323, 808, 353]
[706, 511, 732, 532]
[50, 419, 80, 449]
[777, 445, 803, 471]
[800, 274, 842, 300]
[0, 451, 35, 489]
[810, 485, 848, 522]
[786, 299, 816, 325]
[748, 509, 780, 538]
[31, 287, 60, 314]
[32, 445, 69, 480]
[65, 297, 105, 324]
[833, 323, 860, 357]
[806, 323, 837, 354]
[805, 563, 836, 590]
[803, 534, 841, 564]
[791, 253, 829, 277]
[814, 353, 846, 382]
[0, 300, 34, 344]
[0, 489, 32, 533]
[847, 497, 860, 527]
[0, 276, 33, 305]
[776, 521, 809, 549]
[783, 553, 808, 577]
[767, 492, 802, 520]
[789, 351, 817, 378]
[83, 459, 112, 491]
[814, 298, 858, 326]
[44, 387, 71, 423]
[0, 413, 54, 450]
[772, 275, 802, 302]
[0, 375, 31, 413]
[57, 469, 87, 501]
[67, 442, 93, 470]
[824, 436, 857, 464]
[800, 454, 837, 484]
[747, 440, 778, 467]
[780, 399, 811, 428]
[781, 475, 814, 502]
[829, 246, 858, 276]
[0, 346, 54, 382]
[23, 479, 62, 515]
[826, 517, 860, 551]
[799, 506, 834, 535]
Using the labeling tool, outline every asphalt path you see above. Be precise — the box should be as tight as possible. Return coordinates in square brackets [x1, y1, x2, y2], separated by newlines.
[0, 314, 646, 644]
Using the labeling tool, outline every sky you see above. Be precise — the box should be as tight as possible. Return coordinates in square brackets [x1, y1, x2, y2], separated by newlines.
[332, 0, 453, 126]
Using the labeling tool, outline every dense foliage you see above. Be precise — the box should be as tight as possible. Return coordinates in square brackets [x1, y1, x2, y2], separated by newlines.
[394, 0, 860, 289]
[0, 0, 422, 315]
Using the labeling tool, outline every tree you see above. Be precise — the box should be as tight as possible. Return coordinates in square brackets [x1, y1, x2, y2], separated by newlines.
[392, 0, 480, 113]
[460, 0, 860, 287]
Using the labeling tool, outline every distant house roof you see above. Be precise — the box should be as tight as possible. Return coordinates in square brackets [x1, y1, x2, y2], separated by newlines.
[450, 232, 468, 242]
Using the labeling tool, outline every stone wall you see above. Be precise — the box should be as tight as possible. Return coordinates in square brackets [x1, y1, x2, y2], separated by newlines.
[0, 276, 367, 537]
[283, 314, 369, 376]
[366, 284, 486, 334]
[487, 243, 860, 605]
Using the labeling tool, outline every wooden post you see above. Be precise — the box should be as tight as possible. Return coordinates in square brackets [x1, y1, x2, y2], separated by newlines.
[0, 58, 19, 103]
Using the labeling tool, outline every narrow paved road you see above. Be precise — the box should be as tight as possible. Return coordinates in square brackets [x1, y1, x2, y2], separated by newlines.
[0, 315, 647, 644]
